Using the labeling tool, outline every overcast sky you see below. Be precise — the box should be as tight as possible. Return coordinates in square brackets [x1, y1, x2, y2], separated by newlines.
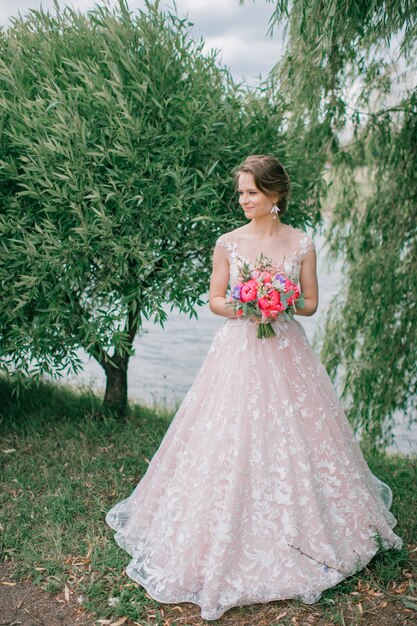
[0, 0, 285, 84]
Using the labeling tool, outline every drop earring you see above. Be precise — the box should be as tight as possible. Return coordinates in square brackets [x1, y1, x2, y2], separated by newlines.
[271, 204, 280, 219]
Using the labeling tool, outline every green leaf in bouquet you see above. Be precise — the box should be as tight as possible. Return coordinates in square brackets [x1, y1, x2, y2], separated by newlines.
[240, 262, 253, 281]
[257, 252, 274, 269]
[296, 293, 305, 308]
[281, 289, 294, 306]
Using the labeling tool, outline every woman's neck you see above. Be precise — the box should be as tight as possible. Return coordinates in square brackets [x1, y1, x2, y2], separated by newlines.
[246, 217, 286, 238]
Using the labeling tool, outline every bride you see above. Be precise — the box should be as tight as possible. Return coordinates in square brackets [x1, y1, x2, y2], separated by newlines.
[106, 154, 402, 621]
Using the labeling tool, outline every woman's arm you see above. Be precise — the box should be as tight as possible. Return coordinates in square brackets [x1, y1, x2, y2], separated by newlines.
[294, 248, 319, 316]
[208, 244, 237, 318]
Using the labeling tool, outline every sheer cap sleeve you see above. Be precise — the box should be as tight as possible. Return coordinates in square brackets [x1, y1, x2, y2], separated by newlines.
[215, 234, 228, 249]
[298, 232, 316, 262]
[214, 233, 234, 260]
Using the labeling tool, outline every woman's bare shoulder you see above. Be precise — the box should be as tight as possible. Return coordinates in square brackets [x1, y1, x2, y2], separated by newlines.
[286, 225, 302, 236]
[227, 225, 248, 237]
[217, 225, 247, 241]
[289, 226, 312, 241]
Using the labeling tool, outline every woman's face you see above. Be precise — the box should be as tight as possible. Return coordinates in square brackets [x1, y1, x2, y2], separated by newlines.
[237, 172, 276, 221]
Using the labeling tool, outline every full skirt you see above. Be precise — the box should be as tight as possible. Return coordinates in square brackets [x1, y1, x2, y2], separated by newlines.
[106, 315, 403, 621]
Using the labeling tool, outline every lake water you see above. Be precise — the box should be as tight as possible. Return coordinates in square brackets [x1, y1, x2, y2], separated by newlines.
[64, 226, 417, 457]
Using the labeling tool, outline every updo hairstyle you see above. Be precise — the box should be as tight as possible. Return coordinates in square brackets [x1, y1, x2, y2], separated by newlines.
[234, 154, 292, 216]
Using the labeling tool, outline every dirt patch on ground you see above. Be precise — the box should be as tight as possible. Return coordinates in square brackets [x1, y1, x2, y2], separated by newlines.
[0, 561, 93, 626]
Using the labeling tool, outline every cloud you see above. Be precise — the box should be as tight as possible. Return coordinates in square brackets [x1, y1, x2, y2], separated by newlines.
[171, 0, 279, 44]
[203, 34, 283, 82]
[172, 0, 284, 81]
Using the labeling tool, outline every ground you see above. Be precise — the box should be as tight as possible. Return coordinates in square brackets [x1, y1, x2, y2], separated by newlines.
[1, 557, 416, 626]
[1, 381, 416, 625]
[0, 561, 91, 626]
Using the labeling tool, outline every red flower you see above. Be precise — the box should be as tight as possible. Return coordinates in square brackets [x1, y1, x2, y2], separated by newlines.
[260, 270, 272, 283]
[241, 279, 258, 302]
[258, 289, 285, 319]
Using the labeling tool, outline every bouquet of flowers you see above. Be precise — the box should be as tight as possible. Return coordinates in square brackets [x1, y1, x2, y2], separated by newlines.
[226, 253, 305, 338]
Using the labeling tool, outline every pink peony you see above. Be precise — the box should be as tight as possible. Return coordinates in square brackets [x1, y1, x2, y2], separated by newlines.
[258, 302, 271, 318]
[241, 279, 258, 302]
[258, 289, 284, 318]
[260, 270, 272, 283]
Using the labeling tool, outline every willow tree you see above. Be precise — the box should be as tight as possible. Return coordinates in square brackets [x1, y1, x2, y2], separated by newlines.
[0, 0, 320, 414]
[249, 0, 416, 447]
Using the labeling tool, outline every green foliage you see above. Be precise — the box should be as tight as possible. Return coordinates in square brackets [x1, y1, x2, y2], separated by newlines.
[265, 0, 416, 126]
[322, 93, 417, 448]
[0, 0, 321, 400]
[0, 0, 234, 380]
[251, 0, 417, 447]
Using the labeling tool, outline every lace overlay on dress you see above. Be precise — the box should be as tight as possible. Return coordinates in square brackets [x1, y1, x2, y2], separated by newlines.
[215, 230, 316, 289]
[106, 228, 402, 621]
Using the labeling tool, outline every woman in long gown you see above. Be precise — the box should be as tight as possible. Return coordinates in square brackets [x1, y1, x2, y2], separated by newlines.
[106, 154, 403, 621]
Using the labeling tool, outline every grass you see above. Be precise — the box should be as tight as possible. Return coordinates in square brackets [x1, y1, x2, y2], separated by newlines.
[0, 376, 416, 625]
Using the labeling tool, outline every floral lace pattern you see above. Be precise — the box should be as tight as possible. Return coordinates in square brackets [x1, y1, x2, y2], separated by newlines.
[215, 230, 316, 290]
[106, 229, 402, 621]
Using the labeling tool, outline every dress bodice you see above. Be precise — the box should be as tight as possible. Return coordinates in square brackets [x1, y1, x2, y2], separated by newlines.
[215, 230, 316, 289]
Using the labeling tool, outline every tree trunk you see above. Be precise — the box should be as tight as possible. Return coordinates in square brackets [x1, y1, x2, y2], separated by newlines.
[82, 300, 140, 417]
[103, 355, 129, 416]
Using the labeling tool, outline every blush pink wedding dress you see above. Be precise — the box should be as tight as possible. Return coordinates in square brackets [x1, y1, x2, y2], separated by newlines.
[106, 230, 402, 621]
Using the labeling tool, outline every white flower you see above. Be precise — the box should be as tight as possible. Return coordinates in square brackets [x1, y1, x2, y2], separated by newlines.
[108, 597, 120, 607]
[77, 595, 85, 605]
